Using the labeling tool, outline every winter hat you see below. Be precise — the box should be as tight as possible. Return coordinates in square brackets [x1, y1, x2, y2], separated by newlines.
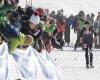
[8, 32, 25, 54]
[34, 8, 44, 16]
[29, 14, 40, 25]
[8, 34, 33, 54]
[22, 35, 33, 46]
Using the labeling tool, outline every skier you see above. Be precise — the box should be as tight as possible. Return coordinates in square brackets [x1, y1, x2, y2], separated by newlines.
[94, 12, 100, 48]
[56, 10, 65, 50]
[74, 11, 85, 50]
[80, 21, 97, 69]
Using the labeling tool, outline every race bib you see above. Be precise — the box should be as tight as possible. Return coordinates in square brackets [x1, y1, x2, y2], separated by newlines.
[84, 44, 87, 48]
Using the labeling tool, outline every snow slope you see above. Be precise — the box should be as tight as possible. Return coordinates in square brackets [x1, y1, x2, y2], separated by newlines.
[52, 46, 100, 80]
[19, 0, 100, 16]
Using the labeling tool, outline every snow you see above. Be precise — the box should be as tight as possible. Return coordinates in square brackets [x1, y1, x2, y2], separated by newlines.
[51, 46, 100, 80]
[19, 0, 100, 16]
[18, 1, 100, 79]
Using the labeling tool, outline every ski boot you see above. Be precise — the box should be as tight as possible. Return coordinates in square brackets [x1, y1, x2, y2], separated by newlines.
[86, 64, 89, 69]
[90, 63, 94, 68]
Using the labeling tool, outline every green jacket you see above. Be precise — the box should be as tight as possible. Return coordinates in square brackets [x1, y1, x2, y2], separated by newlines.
[0, 5, 12, 24]
[38, 22, 56, 33]
[8, 33, 25, 54]
[78, 19, 85, 30]
[44, 24, 56, 33]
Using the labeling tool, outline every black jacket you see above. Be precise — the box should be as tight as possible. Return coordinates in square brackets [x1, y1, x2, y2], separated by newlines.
[80, 27, 97, 44]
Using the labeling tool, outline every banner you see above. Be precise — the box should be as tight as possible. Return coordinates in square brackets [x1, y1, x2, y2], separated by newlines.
[0, 42, 63, 80]
[32, 48, 63, 80]
[0, 42, 23, 80]
[0, 42, 7, 80]
[13, 46, 46, 80]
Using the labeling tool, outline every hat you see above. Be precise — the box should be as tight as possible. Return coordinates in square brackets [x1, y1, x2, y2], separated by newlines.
[29, 14, 40, 25]
[35, 8, 44, 16]
[22, 35, 33, 46]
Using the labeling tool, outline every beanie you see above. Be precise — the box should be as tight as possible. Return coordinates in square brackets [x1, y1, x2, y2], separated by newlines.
[29, 14, 40, 25]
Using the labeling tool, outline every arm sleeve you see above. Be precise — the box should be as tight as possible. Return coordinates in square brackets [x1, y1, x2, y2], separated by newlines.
[80, 28, 84, 37]
[90, 27, 97, 37]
